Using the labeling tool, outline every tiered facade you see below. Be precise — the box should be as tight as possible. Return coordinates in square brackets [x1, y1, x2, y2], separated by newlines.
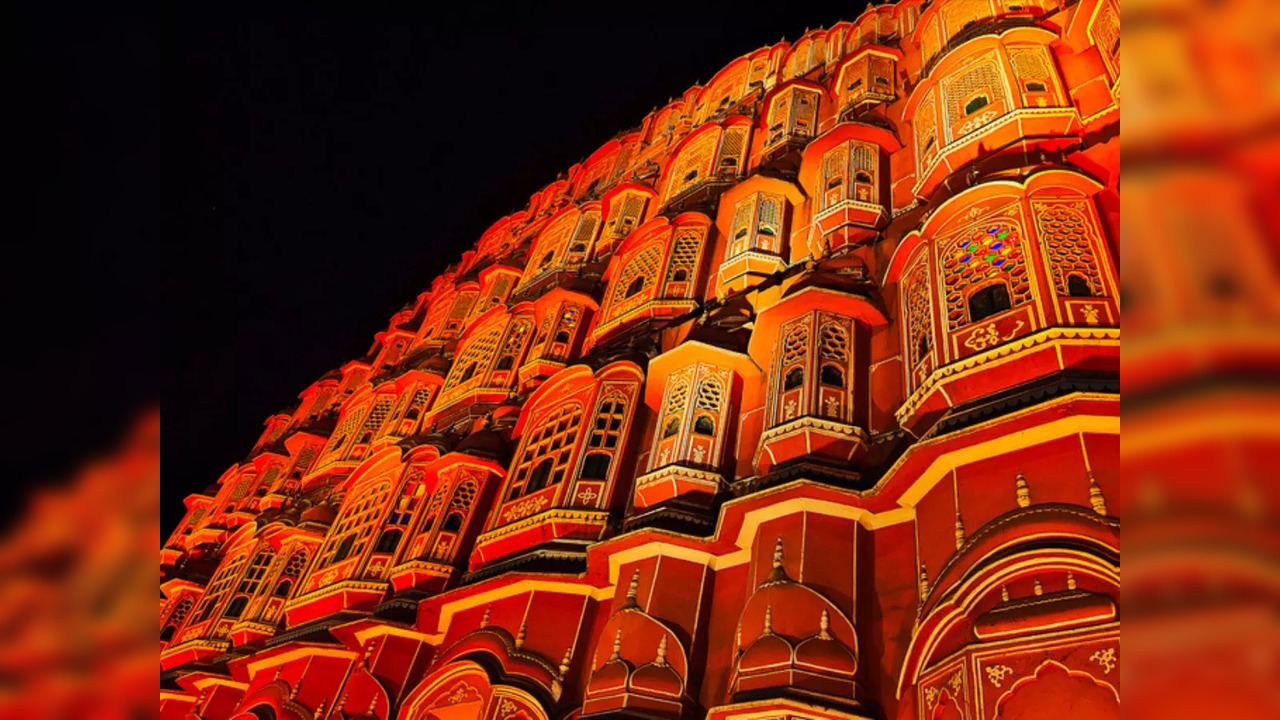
[161, 3, 1120, 718]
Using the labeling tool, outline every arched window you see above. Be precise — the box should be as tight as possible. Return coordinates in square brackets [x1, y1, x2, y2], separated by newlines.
[968, 282, 1013, 321]
[459, 363, 478, 382]
[662, 417, 680, 438]
[693, 415, 716, 435]
[273, 580, 293, 598]
[508, 403, 583, 499]
[1067, 274, 1093, 297]
[625, 276, 645, 298]
[581, 452, 611, 479]
[495, 355, 514, 370]
[442, 511, 464, 532]
[821, 365, 845, 387]
[161, 625, 177, 641]
[964, 94, 989, 115]
[375, 529, 402, 554]
[539, 250, 556, 268]
[917, 334, 930, 363]
[225, 596, 248, 619]
[784, 367, 805, 390]
[526, 459, 553, 494]
[332, 535, 355, 563]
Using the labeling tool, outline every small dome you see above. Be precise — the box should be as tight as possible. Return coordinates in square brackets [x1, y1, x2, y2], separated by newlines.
[456, 429, 507, 460]
[587, 659, 630, 695]
[738, 633, 793, 674]
[630, 662, 683, 698]
[794, 635, 857, 676]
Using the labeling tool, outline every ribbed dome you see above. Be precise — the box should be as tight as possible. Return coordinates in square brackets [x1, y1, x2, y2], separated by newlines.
[628, 635, 683, 697]
[738, 631, 793, 673]
[300, 501, 336, 525]
[587, 658, 630, 695]
[794, 610, 857, 676]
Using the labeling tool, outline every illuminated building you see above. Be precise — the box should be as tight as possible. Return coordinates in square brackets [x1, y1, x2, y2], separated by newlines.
[161, 3, 1120, 718]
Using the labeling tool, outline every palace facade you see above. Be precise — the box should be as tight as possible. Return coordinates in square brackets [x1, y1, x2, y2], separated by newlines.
[161, 2, 1120, 718]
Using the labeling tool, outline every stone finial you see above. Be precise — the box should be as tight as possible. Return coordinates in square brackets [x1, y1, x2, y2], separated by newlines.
[919, 565, 930, 599]
[610, 629, 623, 661]
[624, 568, 641, 606]
[515, 621, 527, 648]
[1001, 585, 1010, 602]
[1067, 571, 1077, 590]
[481, 606, 491, 627]
[818, 608, 832, 640]
[1015, 472, 1032, 508]
[1033, 577, 1044, 596]
[735, 625, 742, 651]
[1088, 473, 1108, 516]
[763, 605, 774, 635]
[290, 681, 301, 700]
[954, 510, 966, 550]
[772, 536, 785, 568]
[314, 698, 327, 716]
[369, 694, 378, 713]
[558, 647, 573, 679]
[655, 635, 669, 667]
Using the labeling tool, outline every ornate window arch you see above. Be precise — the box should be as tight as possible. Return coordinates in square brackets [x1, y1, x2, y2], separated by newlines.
[768, 312, 858, 427]
[506, 402, 584, 500]
[316, 479, 394, 573]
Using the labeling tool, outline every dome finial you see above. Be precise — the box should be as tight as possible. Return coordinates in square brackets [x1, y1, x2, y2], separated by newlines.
[1088, 473, 1108, 515]
[1033, 577, 1044, 596]
[558, 646, 573, 679]
[954, 509, 966, 550]
[624, 568, 641, 607]
[772, 536, 784, 568]
[515, 620, 527, 648]
[1067, 571, 1077, 590]
[763, 604, 774, 635]
[655, 635, 669, 666]
[818, 608, 832, 640]
[481, 606, 491, 627]
[1016, 472, 1032, 508]
[919, 564, 930, 600]
[1001, 585, 1010, 602]
[610, 629, 623, 660]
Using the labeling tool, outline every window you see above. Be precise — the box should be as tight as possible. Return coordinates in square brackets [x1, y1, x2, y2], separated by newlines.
[539, 250, 556, 268]
[968, 282, 1012, 321]
[161, 625, 176, 641]
[273, 580, 293, 598]
[375, 529, 402, 554]
[693, 416, 716, 435]
[662, 418, 680, 438]
[225, 596, 248, 619]
[442, 511, 464, 532]
[917, 335, 930, 363]
[1067, 274, 1093, 297]
[459, 363, 478, 382]
[964, 94, 989, 115]
[526, 459, 553, 494]
[821, 365, 845, 387]
[1024, 81, 1047, 93]
[625, 277, 645, 298]
[785, 367, 805, 390]
[581, 452, 611, 479]
[332, 536, 355, 563]
[495, 355, 514, 370]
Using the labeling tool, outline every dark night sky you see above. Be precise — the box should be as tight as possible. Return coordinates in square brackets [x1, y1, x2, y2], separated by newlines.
[9, 5, 865, 533]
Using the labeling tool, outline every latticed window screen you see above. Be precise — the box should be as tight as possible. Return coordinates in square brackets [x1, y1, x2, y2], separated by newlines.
[450, 479, 478, 512]
[509, 403, 583, 498]
[715, 127, 748, 174]
[1032, 200, 1105, 296]
[565, 212, 600, 263]
[667, 132, 718, 199]
[665, 374, 691, 420]
[939, 209, 1034, 330]
[164, 598, 193, 630]
[695, 378, 723, 413]
[730, 197, 754, 257]
[588, 395, 627, 450]
[444, 325, 503, 393]
[915, 88, 939, 170]
[322, 412, 361, 460]
[1092, 0, 1120, 78]
[666, 229, 703, 285]
[819, 321, 850, 363]
[320, 481, 392, 565]
[943, 55, 1005, 130]
[1009, 46, 1052, 87]
[236, 548, 276, 595]
[943, 0, 995, 38]
[360, 399, 392, 438]
[609, 243, 664, 312]
[903, 252, 935, 369]
[782, 322, 809, 366]
[196, 553, 246, 622]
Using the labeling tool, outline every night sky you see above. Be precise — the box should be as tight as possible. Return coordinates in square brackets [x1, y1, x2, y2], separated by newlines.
[10, 5, 864, 533]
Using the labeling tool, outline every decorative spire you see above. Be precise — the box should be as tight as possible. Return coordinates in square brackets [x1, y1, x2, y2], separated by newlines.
[515, 620, 527, 648]
[624, 568, 641, 608]
[654, 635, 669, 667]
[1015, 472, 1032, 508]
[954, 509, 966, 550]
[818, 608, 832, 640]
[1001, 585, 1010, 602]
[1088, 473, 1108, 516]
[274, 665, 283, 680]
[290, 681, 301, 700]
[1067, 571, 1077, 590]
[314, 698, 327, 717]
[610, 629, 622, 661]
[765, 536, 790, 584]
[481, 606, 491, 627]
[919, 564, 930, 600]
[369, 694, 378, 714]
[763, 604, 774, 635]
[735, 625, 742, 652]
[1033, 577, 1044, 596]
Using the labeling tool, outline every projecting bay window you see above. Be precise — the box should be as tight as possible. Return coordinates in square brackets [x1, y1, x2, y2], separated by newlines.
[765, 86, 821, 150]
